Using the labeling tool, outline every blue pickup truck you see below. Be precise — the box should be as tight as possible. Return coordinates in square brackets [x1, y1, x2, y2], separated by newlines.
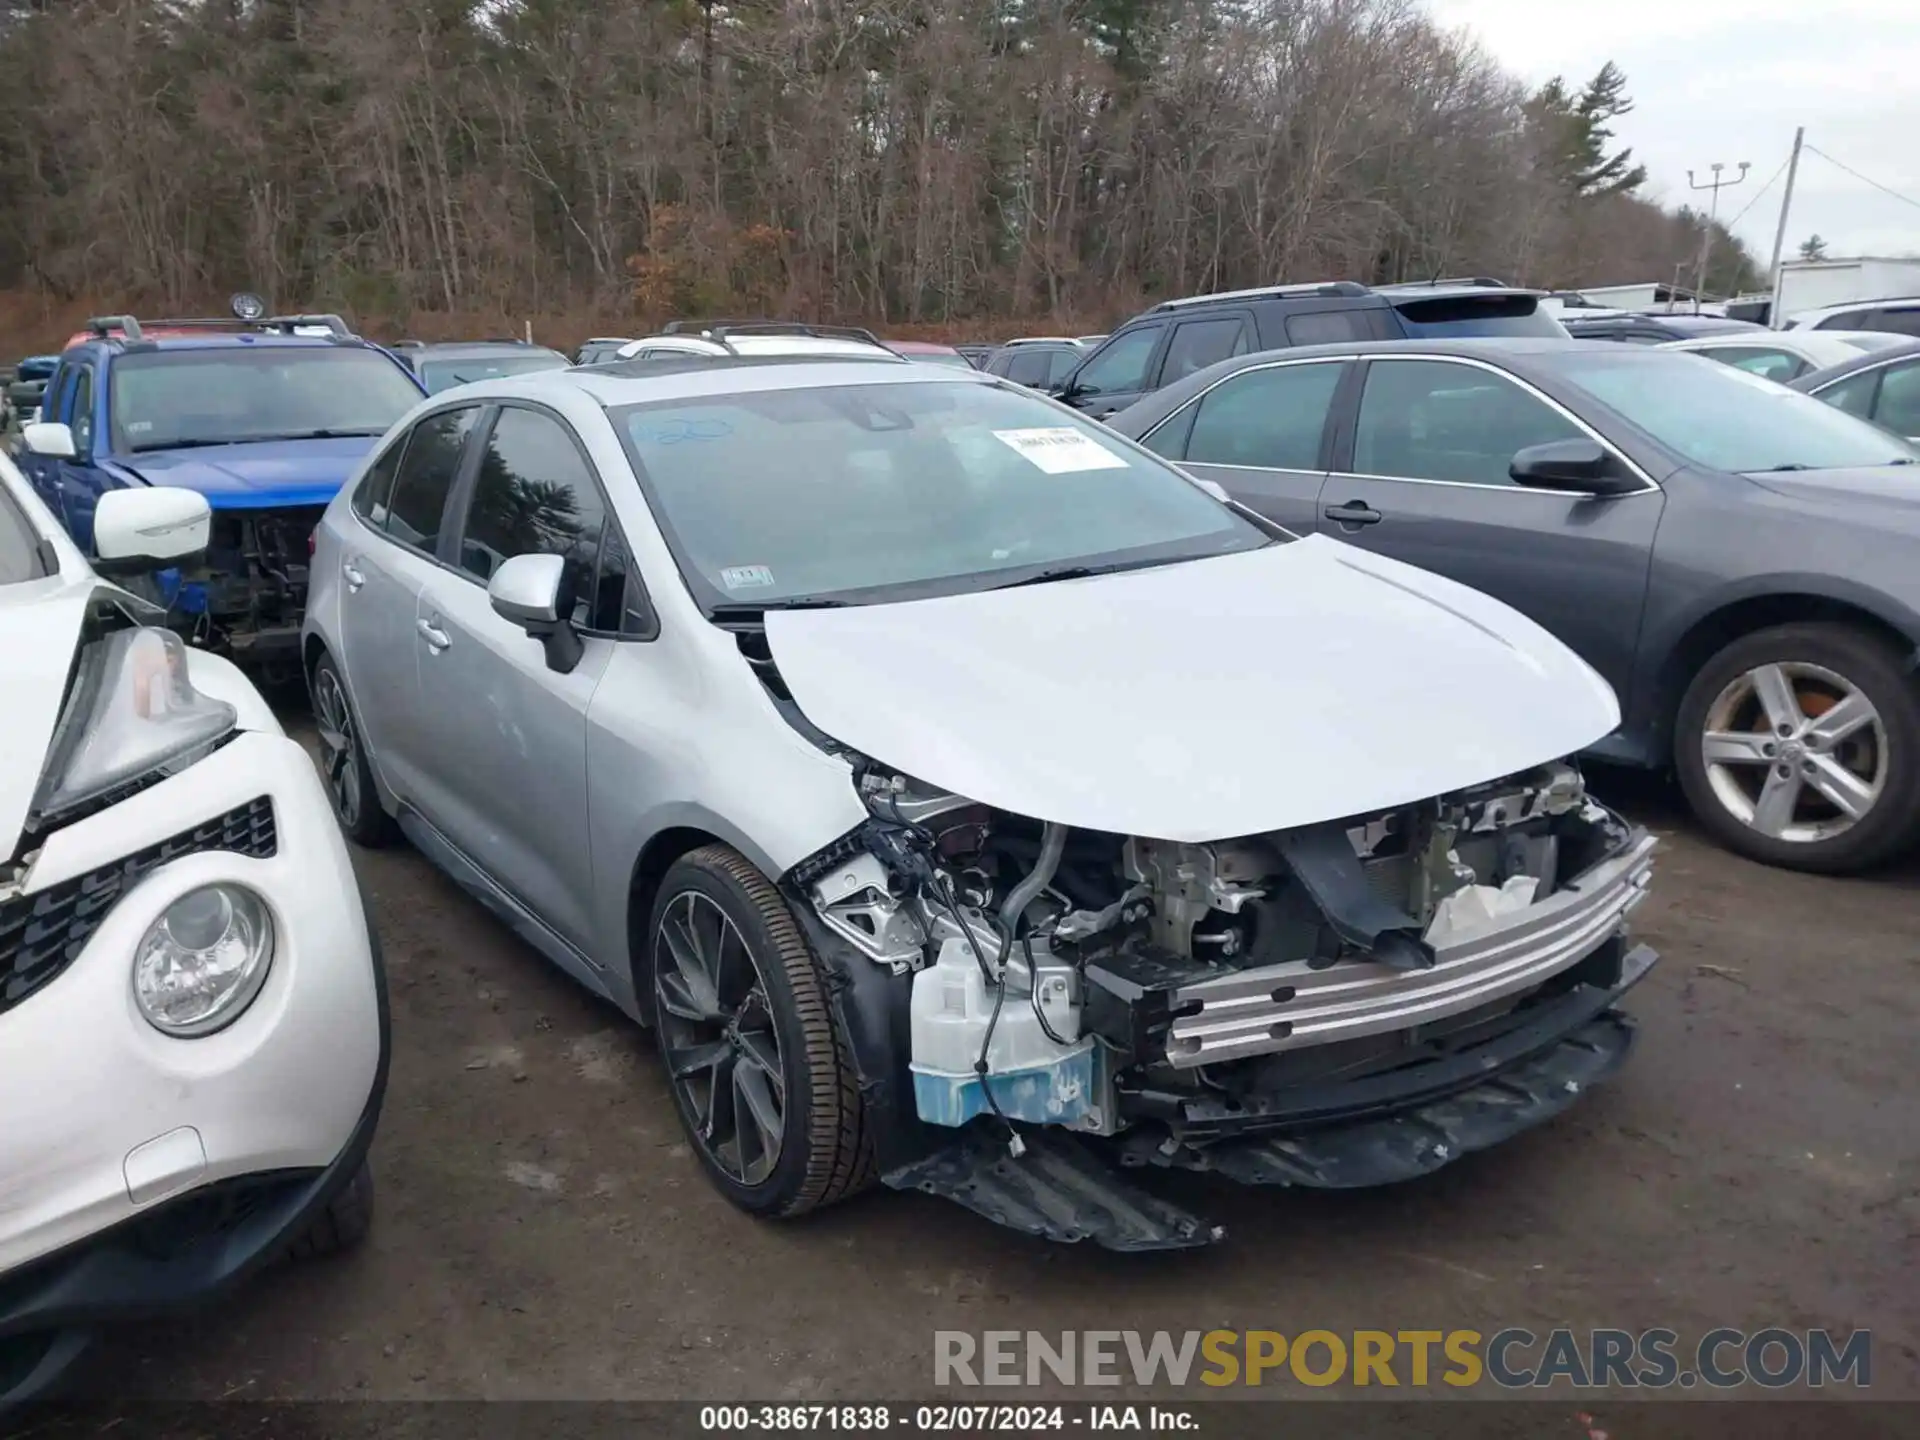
[16, 309, 425, 681]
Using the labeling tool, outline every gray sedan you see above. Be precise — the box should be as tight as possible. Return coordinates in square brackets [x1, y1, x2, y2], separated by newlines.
[1110, 338, 1920, 872]
[1790, 339, 1920, 443]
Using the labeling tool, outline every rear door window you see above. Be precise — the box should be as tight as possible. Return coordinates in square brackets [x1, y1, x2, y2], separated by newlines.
[382, 406, 480, 553]
[1183, 362, 1346, 470]
[1004, 349, 1057, 387]
[1818, 368, 1882, 420]
[1160, 318, 1249, 385]
[1872, 360, 1920, 436]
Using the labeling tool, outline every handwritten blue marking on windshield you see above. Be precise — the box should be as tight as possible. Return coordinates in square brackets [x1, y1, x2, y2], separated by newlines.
[633, 417, 734, 445]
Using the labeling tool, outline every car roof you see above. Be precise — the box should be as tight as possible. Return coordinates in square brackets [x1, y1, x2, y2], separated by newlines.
[886, 340, 961, 354]
[73, 331, 367, 354]
[1788, 297, 1920, 325]
[490, 354, 1001, 408]
[405, 341, 567, 360]
[1788, 338, 1920, 392]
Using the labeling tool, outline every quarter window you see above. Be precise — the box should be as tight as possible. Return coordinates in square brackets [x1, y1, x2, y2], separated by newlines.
[383, 406, 479, 551]
[352, 438, 407, 527]
[1352, 359, 1584, 488]
[1284, 310, 1376, 346]
[457, 406, 610, 630]
[1183, 363, 1344, 471]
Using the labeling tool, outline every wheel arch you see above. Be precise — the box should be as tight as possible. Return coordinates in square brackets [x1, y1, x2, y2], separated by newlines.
[624, 825, 729, 1018]
[1647, 585, 1920, 757]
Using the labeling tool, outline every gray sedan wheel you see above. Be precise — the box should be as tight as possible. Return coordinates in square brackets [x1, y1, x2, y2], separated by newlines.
[309, 653, 396, 848]
[646, 845, 873, 1217]
[1676, 623, 1920, 872]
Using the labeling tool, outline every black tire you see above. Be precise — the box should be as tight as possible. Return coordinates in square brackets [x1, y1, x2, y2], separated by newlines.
[285, 1160, 374, 1261]
[309, 651, 398, 848]
[1674, 622, 1920, 872]
[646, 844, 873, 1217]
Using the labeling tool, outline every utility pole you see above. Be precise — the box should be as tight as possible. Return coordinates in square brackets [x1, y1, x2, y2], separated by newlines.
[1765, 127, 1806, 328]
[1687, 160, 1750, 308]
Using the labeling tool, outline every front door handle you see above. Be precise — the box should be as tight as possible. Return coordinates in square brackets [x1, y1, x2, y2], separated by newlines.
[1323, 500, 1383, 529]
[417, 617, 451, 652]
[342, 559, 366, 592]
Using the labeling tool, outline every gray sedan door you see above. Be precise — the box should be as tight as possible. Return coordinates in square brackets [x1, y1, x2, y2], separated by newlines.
[406, 403, 615, 955]
[1137, 358, 1348, 534]
[1319, 356, 1664, 702]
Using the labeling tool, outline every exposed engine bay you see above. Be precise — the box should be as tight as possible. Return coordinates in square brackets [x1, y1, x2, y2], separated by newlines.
[797, 759, 1656, 1149]
[161, 506, 322, 683]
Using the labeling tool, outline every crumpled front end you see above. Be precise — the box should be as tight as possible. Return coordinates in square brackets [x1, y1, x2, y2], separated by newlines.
[790, 759, 1659, 1250]
[158, 505, 325, 684]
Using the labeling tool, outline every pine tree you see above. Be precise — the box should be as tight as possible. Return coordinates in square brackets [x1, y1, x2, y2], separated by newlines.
[1529, 60, 1649, 199]
[1798, 234, 1829, 261]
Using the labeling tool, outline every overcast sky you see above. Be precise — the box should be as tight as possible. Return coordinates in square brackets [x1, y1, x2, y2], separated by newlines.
[1426, 0, 1920, 265]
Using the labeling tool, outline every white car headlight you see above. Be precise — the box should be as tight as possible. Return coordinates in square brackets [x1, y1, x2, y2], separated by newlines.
[133, 884, 275, 1036]
[33, 625, 236, 821]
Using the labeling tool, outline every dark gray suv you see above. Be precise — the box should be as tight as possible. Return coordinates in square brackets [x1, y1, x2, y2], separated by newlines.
[1111, 338, 1920, 872]
[1053, 281, 1569, 419]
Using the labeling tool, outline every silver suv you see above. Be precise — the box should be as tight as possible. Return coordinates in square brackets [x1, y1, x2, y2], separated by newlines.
[302, 354, 1659, 1250]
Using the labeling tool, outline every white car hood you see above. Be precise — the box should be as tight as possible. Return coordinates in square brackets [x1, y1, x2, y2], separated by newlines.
[763, 536, 1620, 842]
[0, 574, 96, 859]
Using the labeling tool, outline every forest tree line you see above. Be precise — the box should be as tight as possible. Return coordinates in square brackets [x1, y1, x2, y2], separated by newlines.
[0, 0, 1763, 338]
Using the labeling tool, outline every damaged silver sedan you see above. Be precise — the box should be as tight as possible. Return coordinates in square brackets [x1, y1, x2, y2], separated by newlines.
[303, 353, 1659, 1249]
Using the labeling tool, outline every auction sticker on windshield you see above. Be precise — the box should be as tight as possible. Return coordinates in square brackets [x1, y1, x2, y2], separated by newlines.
[994, 427, 1129, 475]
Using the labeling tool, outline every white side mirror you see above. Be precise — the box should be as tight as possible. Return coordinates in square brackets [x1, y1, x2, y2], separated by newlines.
[93, 487, 211, 575]
[488, 552, 567, 628]
[488, 552, 583, 675]
[22, 421, 76, 459]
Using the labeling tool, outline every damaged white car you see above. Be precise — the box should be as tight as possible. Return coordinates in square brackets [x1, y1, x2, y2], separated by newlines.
[303, 353, 1657, 1249]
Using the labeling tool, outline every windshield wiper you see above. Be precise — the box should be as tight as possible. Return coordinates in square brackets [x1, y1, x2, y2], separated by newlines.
[128, 437, 252, 453]
[708, 597, 854, 619]
[1756, 463, 1814, 472]
[265, 428, 388, 440]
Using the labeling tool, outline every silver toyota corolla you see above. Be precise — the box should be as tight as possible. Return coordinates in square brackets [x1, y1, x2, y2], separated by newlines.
[303, 353, 1660, 1250]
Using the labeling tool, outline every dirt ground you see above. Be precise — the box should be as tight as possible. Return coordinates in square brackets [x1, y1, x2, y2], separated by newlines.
[66, 730, 1920, 1416]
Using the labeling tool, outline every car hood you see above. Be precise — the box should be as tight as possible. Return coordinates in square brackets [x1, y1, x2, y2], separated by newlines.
[118, 436, 379, 508]
[762, 536, 1621, 842]
[1744, 465, 1920, 529]
[0, 574, 99, 859]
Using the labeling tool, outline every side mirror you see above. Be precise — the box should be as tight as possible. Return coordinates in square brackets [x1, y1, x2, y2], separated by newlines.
[92, 487, 210, 575]
[488, 552, 583, 674]
[1509, 439, 1641, 496]
[22, 421, 76, 459]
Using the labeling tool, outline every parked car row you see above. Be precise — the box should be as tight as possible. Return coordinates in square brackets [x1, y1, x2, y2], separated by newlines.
[11, 271, 1918, 1399]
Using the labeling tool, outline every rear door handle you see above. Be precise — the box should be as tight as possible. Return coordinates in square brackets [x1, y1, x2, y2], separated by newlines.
[417, 617, 451, 652]
[1323, 500, 1383, 528]
[342, 559, 366, 592]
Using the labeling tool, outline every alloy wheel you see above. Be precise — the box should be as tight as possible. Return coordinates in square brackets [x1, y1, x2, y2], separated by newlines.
[1700, 661, 1888, 844]
[311, 667, 362, 830]
[653, 891, 787, 1187]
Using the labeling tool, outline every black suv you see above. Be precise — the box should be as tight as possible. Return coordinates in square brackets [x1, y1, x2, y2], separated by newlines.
[1051, 280, 1569, 418]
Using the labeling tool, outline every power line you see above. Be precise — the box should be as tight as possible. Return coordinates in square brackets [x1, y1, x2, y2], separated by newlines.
[1722, 156, 1789, 233]
[1804, 144, 1920, 215]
